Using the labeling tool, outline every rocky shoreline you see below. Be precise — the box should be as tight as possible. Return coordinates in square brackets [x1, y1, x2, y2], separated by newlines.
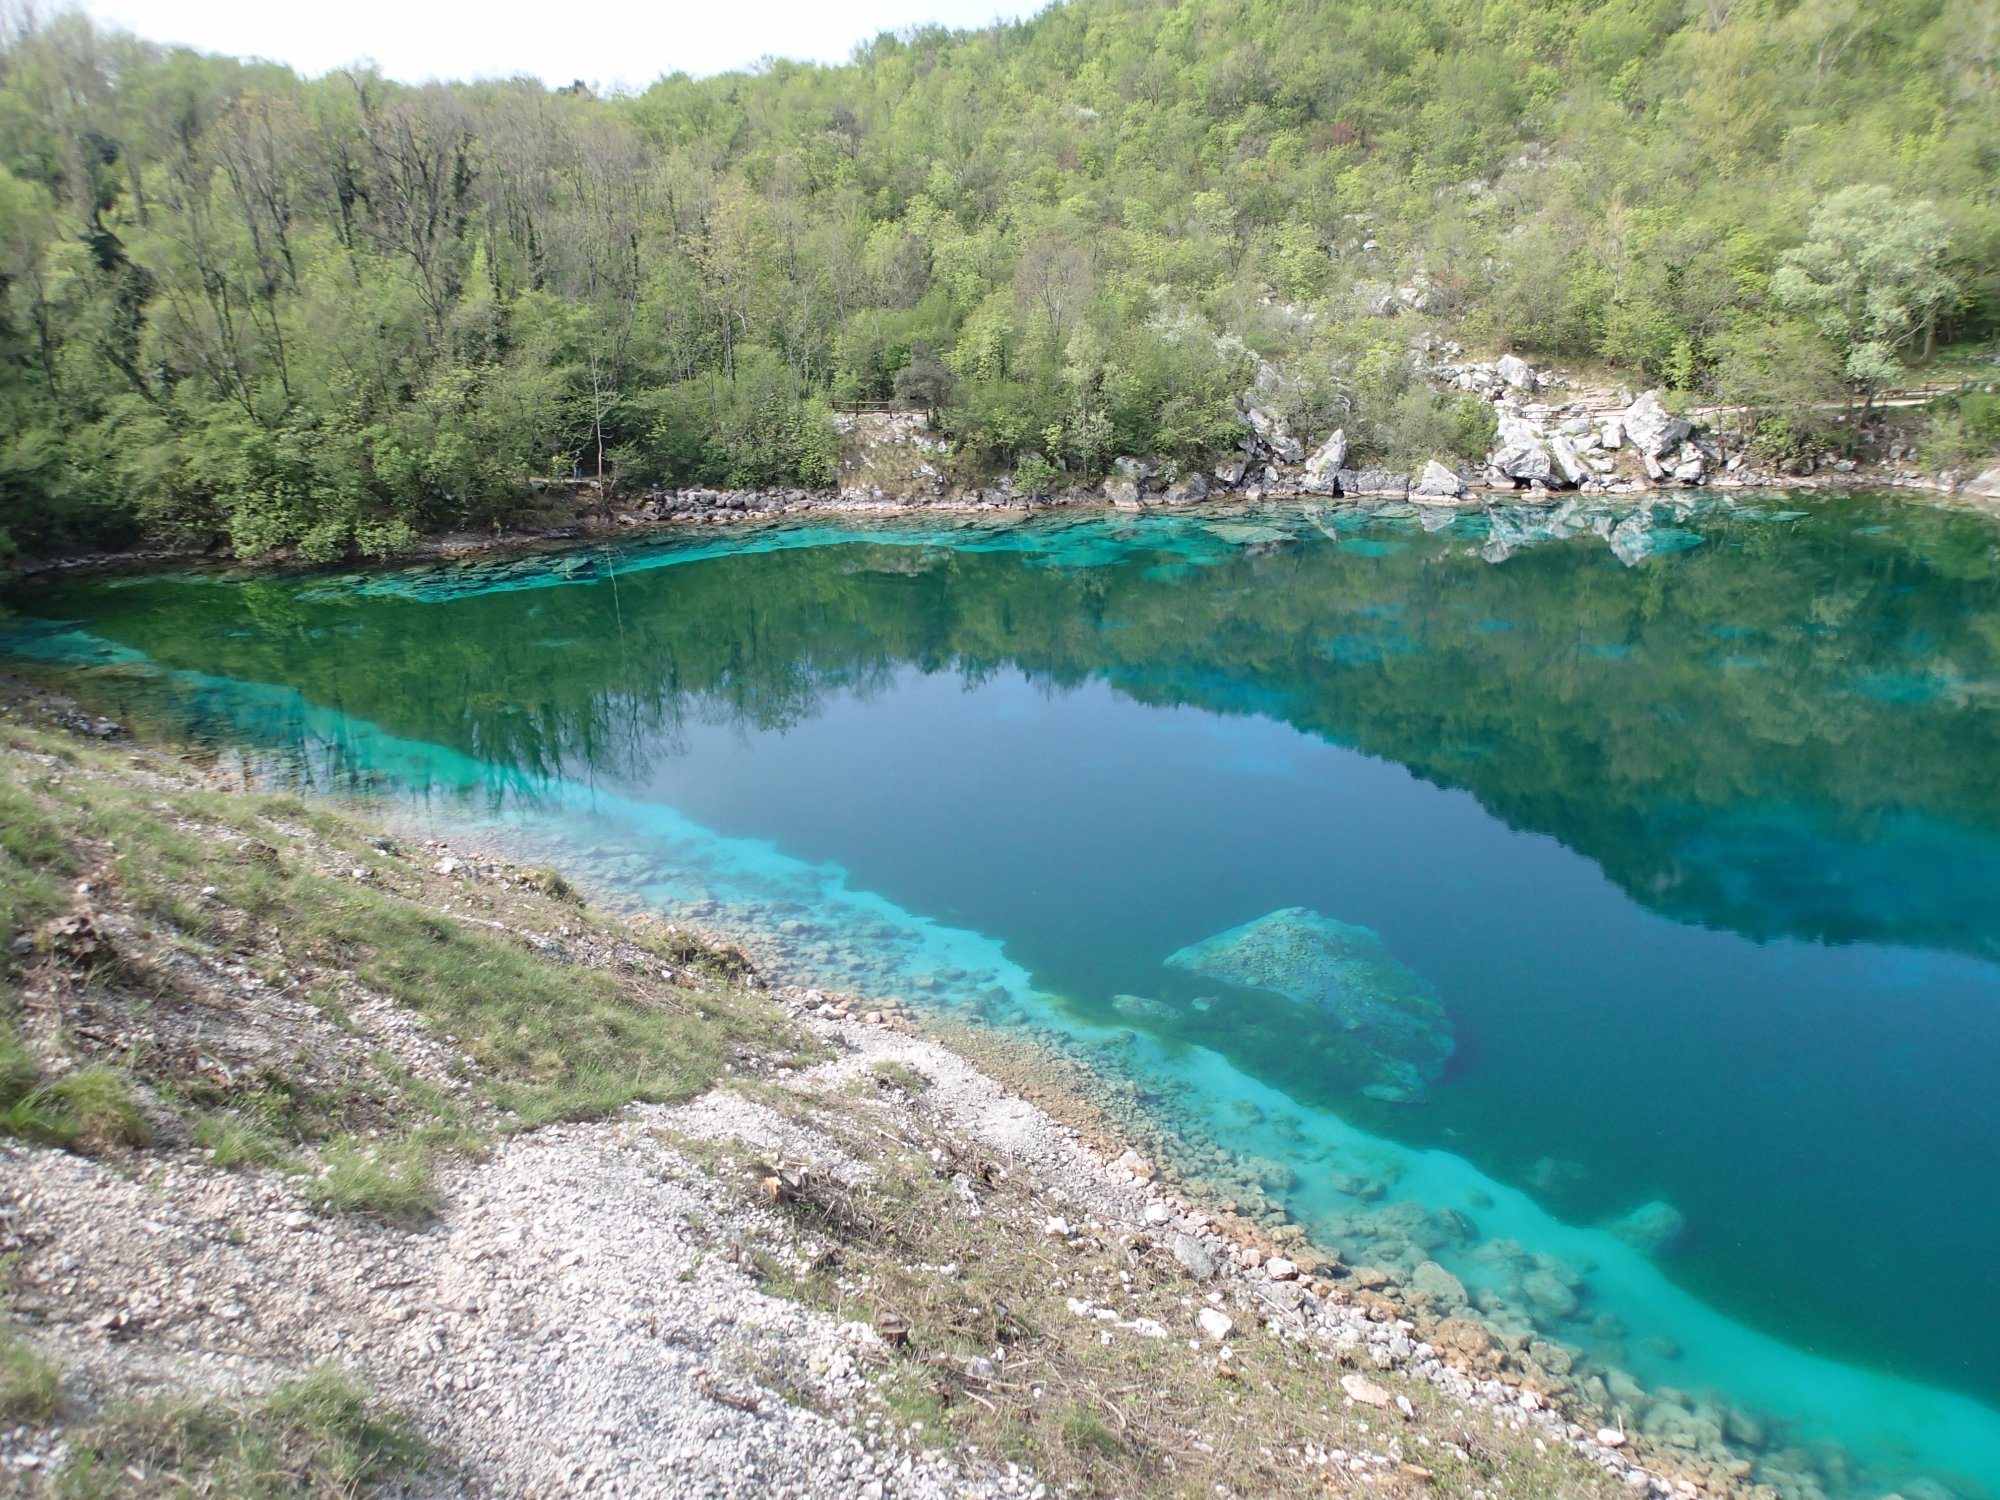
[415, 822, 1792, 1500]
[2, 981, 1706, 1500]
[7, 459, 1978, 589]
[10, 356, 1998, 586]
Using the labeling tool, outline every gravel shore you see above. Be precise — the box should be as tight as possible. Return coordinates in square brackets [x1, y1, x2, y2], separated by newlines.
[1, 993, 1697, 1498]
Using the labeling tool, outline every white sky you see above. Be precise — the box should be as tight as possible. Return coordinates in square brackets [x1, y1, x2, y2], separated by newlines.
[77, 0, 1041, 89]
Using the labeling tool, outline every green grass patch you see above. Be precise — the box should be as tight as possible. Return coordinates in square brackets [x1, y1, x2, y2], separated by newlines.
[2, 1065, 151, 1151]
[869, 1059, 929, 1095]
[311, 1132, 460, 1223]
[306, 884, 779, 1125]
[0, 1326, 61, 1424]
[193, 1112, 302, 1172]
[0, 1016, 39, 1108]
[57, 1364, 423, 1498]
[0, 773, 70, 949]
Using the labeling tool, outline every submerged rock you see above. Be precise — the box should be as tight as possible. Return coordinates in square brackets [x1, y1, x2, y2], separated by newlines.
[1111, 992, 1178, 1020]
[1608, 515, 1704, 566]
[1528, 1156, 1588, 1194]
[1412, 1259, 1468, 1308]
[1202, 521, 1295, 548]
[1164, 907, 1453, 1094]
[1607, 1199, 1687, 1256]
[1522, 1268, 1582, 1321]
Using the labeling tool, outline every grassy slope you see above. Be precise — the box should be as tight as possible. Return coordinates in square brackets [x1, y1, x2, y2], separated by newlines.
[0, 689, 815, 1493]
[0, 696, 812, 1199]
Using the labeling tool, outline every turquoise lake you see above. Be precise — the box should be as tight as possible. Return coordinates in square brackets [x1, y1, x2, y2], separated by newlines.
[6, 491, 2000, 1498]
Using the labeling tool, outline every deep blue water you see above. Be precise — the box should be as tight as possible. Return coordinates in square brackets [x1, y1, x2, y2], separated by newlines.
[7, 492, 2000, 1497]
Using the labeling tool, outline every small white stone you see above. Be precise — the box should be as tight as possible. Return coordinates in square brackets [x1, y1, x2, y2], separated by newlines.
[1043, 1216, 1071, 1238]
[1596, 1427, 1628, 1449]
[1341, 1373, 1393, 1408]
[1142, 1203, 1172, 1226]
[1196, 1308, 1234, 1341]
[1266, 1256, 1298, 1281]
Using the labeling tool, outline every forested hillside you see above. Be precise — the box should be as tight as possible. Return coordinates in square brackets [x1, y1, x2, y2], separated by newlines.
[0, 0, 1994, 560]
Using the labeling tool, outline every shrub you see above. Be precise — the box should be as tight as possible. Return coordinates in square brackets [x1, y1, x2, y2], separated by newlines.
[1013, 451, 1060, 497]
[1918, 390, 2000, 471]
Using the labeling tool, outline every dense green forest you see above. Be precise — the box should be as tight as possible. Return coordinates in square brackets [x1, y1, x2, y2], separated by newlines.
[0, 0, 1996, 560]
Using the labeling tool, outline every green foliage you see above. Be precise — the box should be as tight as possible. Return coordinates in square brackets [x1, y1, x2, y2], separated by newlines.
[1013, 451, 1060, 497]
[625, 348, 838, 490]
[1345, 347, 1499, 468]
[1711, 317, 1847, 463]
[0, 0, 1994, 555]
[1775, 188, 1959, 350]
[1918, 390, 2000, 471]
[1774, 186, 1962, 402]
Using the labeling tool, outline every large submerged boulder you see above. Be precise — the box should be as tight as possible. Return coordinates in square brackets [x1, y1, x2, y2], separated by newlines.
[1165, 907, 1453, 1097]
[1607, 1199, 1687, 1256]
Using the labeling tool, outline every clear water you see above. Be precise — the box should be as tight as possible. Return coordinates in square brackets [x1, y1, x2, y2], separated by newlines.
[8, 493, 2000, 1497]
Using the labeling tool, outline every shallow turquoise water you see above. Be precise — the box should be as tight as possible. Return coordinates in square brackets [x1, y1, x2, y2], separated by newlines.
[8, 492, 2000, 1496]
